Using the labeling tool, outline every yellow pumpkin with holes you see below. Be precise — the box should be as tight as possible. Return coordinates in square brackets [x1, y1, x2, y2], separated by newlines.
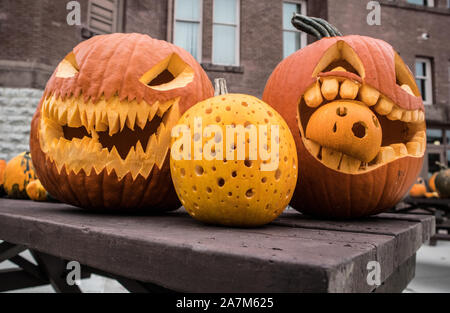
[170, 91, 298, 227]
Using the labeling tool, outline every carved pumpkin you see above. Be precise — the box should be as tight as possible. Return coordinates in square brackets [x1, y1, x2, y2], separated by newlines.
[0, 160, 6, 196]
[3, 152, 38, 199]
[435, 166, 450, 198]
[30, 33, 214, 211]
[409, 178, 426, 198]
[263, 16, 426, 218]
[170, 81, 298, 227]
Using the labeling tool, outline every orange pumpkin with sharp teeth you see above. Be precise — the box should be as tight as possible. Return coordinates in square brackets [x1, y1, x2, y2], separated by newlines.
[263, 16, 426, 218]
[30, 33, 214, 211]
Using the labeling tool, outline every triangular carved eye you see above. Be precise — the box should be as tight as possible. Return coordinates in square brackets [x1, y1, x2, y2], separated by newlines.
[140, 53, 194, 91]
[394, 53, 420, 97]
[313, 41, 365, 78]
[56, 52, 79, 78]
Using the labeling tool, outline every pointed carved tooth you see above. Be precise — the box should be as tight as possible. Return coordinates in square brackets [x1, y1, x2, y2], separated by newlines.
[304, 81, 323, 108]
[93, 149, 109, 175]
[374, 97, 394, 116]
[149, 102, 159, 121]
[376, 146, 395, 164]
[387, 108, 403, 121]
[322, 147, 343, 170]
[157, 101, 173, 118]
[321, 78, 339, 101]
[401, 110, 412, 122]
[136, 102, 151, 130]
[126, 106, 137, 131]
[67, 105, 82, 128]
[86, 107, 96, 132]
[135, 141, 145, 156]
[304, 139, 321, 157]
[340, 79, 360, 100]
[411, 136, 425, 151]
[108, 111, 120, 136]
[401, 84, 415, 96]
[106, 146, 124, 175]
[145, 134, 158, 155]
[406, 142, 421, 156]
[359, 85, 380, 107]
[418, 111, 425, 122]
[58, 106, 68, 125]
[390, 143, 408, 157]
[119, 108, 128, 132]
[339, 154, 361, 173]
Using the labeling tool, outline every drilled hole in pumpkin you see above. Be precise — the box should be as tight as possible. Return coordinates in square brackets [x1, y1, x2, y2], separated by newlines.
[352, 122, 367, 139]
[246, 189, 255, 198]
[206, 187, 212, 193]
[333, 123, 337, 133]
[195, 165, 204, 176]
[336, 107, 348, 117]
[218, 178, 225, 187]
[262, 177, 267, 183]
[231, 171, 237, 178]
[244, 159, 252, 168]
[180, 168, 186, 177]
[275, 169, 282, 180]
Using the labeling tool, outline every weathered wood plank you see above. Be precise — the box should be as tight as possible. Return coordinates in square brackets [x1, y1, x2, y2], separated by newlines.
[0, 199, 432, 293]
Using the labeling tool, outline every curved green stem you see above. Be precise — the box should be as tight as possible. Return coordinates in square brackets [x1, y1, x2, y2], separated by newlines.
[291, 14, 343, 39]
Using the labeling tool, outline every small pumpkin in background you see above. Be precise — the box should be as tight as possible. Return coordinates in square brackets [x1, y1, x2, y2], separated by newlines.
[3, 152, 38, 199]
[26, 179, 50, 202]
[0, 160, 6, 196]
[434, 162, 450, 198]
[409, 177, 426, 198]
[170, 79, 298, 227]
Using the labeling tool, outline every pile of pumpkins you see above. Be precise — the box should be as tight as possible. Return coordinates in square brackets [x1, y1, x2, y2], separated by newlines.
[0, 152, 52, 202]
[410, 165, 450, 199]
[1, 16, 433, 226]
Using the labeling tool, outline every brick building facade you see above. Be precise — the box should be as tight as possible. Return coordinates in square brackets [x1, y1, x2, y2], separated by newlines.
[0, 0, 449, 179]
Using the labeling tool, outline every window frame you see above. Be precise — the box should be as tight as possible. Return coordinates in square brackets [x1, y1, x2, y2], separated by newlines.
[415, 57, 433, 105]
[211, 0, 241, 66]
[87, 0, 124, 34]
[282, 0, 307, 59]
[173, 0, 203, 62]
[406, 0, 434, 7]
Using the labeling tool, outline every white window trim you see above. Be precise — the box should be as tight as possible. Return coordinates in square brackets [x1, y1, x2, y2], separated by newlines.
[283, 0, 307, 55]
[407, 0, 434, 7]
[87, 0, 124, 34]
[173, 0, 203, 62]
[212, 0, 240, 67]
[416, 57, 433, 105]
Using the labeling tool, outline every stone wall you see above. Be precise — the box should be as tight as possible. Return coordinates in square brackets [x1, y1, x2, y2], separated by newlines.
[0, 88, 43, 161]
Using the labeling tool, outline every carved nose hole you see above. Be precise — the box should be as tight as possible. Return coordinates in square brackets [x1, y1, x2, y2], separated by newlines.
[352, 122, 367, 139]
[336, 106, 348, 117]
[333, 123, 337, 133]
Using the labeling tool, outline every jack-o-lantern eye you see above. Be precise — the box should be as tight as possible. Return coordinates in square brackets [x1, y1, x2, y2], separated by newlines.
[140, 53, 194, 91]
[313, 41, 365, 78]
[55, 52, 79, 78]
[395, 53, 420, 97]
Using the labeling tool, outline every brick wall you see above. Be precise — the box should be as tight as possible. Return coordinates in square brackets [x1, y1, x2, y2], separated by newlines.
[0, 88, 43, 161]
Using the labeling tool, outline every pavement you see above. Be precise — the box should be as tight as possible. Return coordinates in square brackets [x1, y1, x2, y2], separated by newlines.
[1, 241, 449, 293]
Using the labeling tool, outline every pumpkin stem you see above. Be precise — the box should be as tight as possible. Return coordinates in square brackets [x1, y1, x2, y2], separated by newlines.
[291, 14, 343, 39]
[214, 78, 228, 96]
[436, 161, 448, 170]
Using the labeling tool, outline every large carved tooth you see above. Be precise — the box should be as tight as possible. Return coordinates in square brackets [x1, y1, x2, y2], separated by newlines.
[304, 139, 321, 157]
[401, 84, 415, 96]
[406, 142, 421, 156]
[135, 141, 145, 156]
[126, 106, 137, 131]
[157, 100, 173, 118]
[411, 110, 419, 122]
[136, 102, 151, 130]
[57, 106, 68, 125]
[304, 81, 323, 108]
[340, 79, 359, 100]
[374, 97, 394, 116]
[359, 85, 380, 107]
[339, 154, 361, 173]
[418, 111, 425, 122]
[387, 108, 403, 121]
[85, 106, 96, 132]
[149, 102, 159, 121]
[376, 146, 395, 164]
[322, 147, 343, 170]
[67, 105, 82, 128]
[401, 110, 412, 122]
[321, 78, 339, 101]
[411, 136, 425, 151]
[390, 143, 408, 156]
[119, 108, 128, 132]
[108, 111, 120, 136]
[415, 131, 426, 139]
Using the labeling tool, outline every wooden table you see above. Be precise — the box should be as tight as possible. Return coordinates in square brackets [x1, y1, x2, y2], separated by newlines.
[0, 199, 434, 293]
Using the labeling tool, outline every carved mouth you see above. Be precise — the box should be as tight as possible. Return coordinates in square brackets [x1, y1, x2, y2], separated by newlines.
[298, 74, 426, 174]
[39, 95, 180, 180]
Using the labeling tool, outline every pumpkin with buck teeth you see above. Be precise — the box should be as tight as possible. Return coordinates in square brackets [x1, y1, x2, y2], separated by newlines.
[30, 33, 214, 211]
[263, 16, 426, 218]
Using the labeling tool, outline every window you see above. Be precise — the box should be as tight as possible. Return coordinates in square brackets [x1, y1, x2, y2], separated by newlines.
[407, 0, 434, 6]
[174, 0, 202, 62]
[283, 1, 307, 59]
[415, 58, 433, 105]
[427, 129, 443, 145]
[212, 0, 240, 66]
[87, 0, 123, 34]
